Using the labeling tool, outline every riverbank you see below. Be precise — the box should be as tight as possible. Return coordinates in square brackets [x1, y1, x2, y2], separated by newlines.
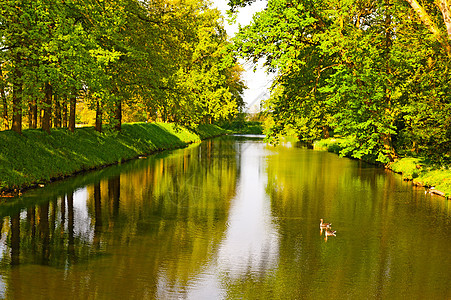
[313, 138, 451, 199]
[0, 123, 227, 195]
[219, 121, 263, 134]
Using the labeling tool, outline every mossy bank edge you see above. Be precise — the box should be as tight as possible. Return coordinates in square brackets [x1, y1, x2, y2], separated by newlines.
[0, 123, 227, 195]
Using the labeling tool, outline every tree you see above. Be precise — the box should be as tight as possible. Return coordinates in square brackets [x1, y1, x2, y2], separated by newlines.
[0, 64, 9, 130]
[1, 0, 245, 135]
[232, 0, 450, 164]
[404, 0, 451, 56]
[0, 0, 34, 134]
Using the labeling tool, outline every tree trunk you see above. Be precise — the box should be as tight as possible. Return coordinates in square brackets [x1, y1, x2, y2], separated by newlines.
[383, 1, 397, 163]
[95, 98, 102, 132]
[54, 92, 61, 128]
[32, 103, 37, 129]
[382, 131, 397, 162]
[42, 82, 52, 134]
[39, 108, 43, 128]
[114, 97, 122, 131]
[322, 126, 330, 139]
[0, 64, 9, 130]
[162, 106, 167, 122]
[11, 67, 22, 134]
[28, 99, 37, 129]
[437, 0, 451, 40]
[68, 91, 77, 132]
[28, 102, 32, 129]
[405, 0, 451, 56]
[62, 99, 68, 128]
[405, 0, 442, 36]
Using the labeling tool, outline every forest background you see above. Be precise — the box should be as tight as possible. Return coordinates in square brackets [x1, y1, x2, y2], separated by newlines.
[0, 0, 246, 134]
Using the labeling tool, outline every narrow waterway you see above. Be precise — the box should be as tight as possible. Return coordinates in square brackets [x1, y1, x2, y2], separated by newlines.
[0, 136, 449, 299]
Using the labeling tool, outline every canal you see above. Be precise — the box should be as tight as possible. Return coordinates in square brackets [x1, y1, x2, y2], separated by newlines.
[0, 135, 450, 299]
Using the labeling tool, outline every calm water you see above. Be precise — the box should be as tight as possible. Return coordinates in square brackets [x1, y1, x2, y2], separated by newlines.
[0, 136, 450, 299]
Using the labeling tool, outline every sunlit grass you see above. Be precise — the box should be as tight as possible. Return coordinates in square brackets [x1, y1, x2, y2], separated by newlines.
[0, 123, 226, 192]
[415, 169, 451, 197]
[391, 158, 451, 197]
[389, 157, 423, 179]
[219, 121, 263, 134]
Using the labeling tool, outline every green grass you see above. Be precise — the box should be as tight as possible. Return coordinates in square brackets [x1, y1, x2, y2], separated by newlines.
[390, 158, 451, 198]
[389, 157, 423, 180]
[194, 124, 231, 139]
[415, 169, 451, 197]
[0, 122, 226, 192]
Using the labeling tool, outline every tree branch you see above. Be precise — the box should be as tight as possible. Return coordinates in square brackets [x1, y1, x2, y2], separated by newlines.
[405, 0, 451, 56]
[436, 0, 451, 40]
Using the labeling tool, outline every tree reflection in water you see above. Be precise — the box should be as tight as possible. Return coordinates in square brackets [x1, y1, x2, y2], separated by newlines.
[0, 136, 449, 299]
[0, 137, 239, 298]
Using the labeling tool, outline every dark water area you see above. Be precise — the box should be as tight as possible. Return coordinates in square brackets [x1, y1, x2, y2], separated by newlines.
[0, 136, 449, 299]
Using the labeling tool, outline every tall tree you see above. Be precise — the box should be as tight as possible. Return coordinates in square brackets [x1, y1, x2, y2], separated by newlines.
[0, 64, 9, 130]
[1, 0, 34, 134]
[42, 82, 52, 133]
[1, 0, 245, 135]
[232, 0, 450, 164]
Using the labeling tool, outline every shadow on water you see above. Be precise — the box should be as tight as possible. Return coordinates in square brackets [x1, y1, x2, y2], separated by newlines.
[0, 137, 241, 298]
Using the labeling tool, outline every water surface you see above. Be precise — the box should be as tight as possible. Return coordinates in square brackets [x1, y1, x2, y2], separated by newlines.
[0, 136, 449, 299]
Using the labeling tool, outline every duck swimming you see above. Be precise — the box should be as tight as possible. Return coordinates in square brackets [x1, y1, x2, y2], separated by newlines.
[320, 219, 332, 229]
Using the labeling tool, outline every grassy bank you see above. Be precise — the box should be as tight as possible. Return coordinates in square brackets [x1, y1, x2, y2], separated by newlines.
[388, 158, 451, 198]
[0, 123, 227, 194]
[313, 138, 451, 198]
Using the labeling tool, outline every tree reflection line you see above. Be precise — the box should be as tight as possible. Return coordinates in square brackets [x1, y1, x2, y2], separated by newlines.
[2, 139, 231, 268]
[2, 176, 121, 268]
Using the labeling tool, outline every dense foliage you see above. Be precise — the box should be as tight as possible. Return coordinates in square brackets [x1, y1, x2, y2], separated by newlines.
[232, 0, 451, 164]
[0, 0, 245, 134]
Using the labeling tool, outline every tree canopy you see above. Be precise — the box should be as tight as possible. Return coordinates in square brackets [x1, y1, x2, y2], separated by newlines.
[232, 0, 451, 164]
[0, 0, 245, 134]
